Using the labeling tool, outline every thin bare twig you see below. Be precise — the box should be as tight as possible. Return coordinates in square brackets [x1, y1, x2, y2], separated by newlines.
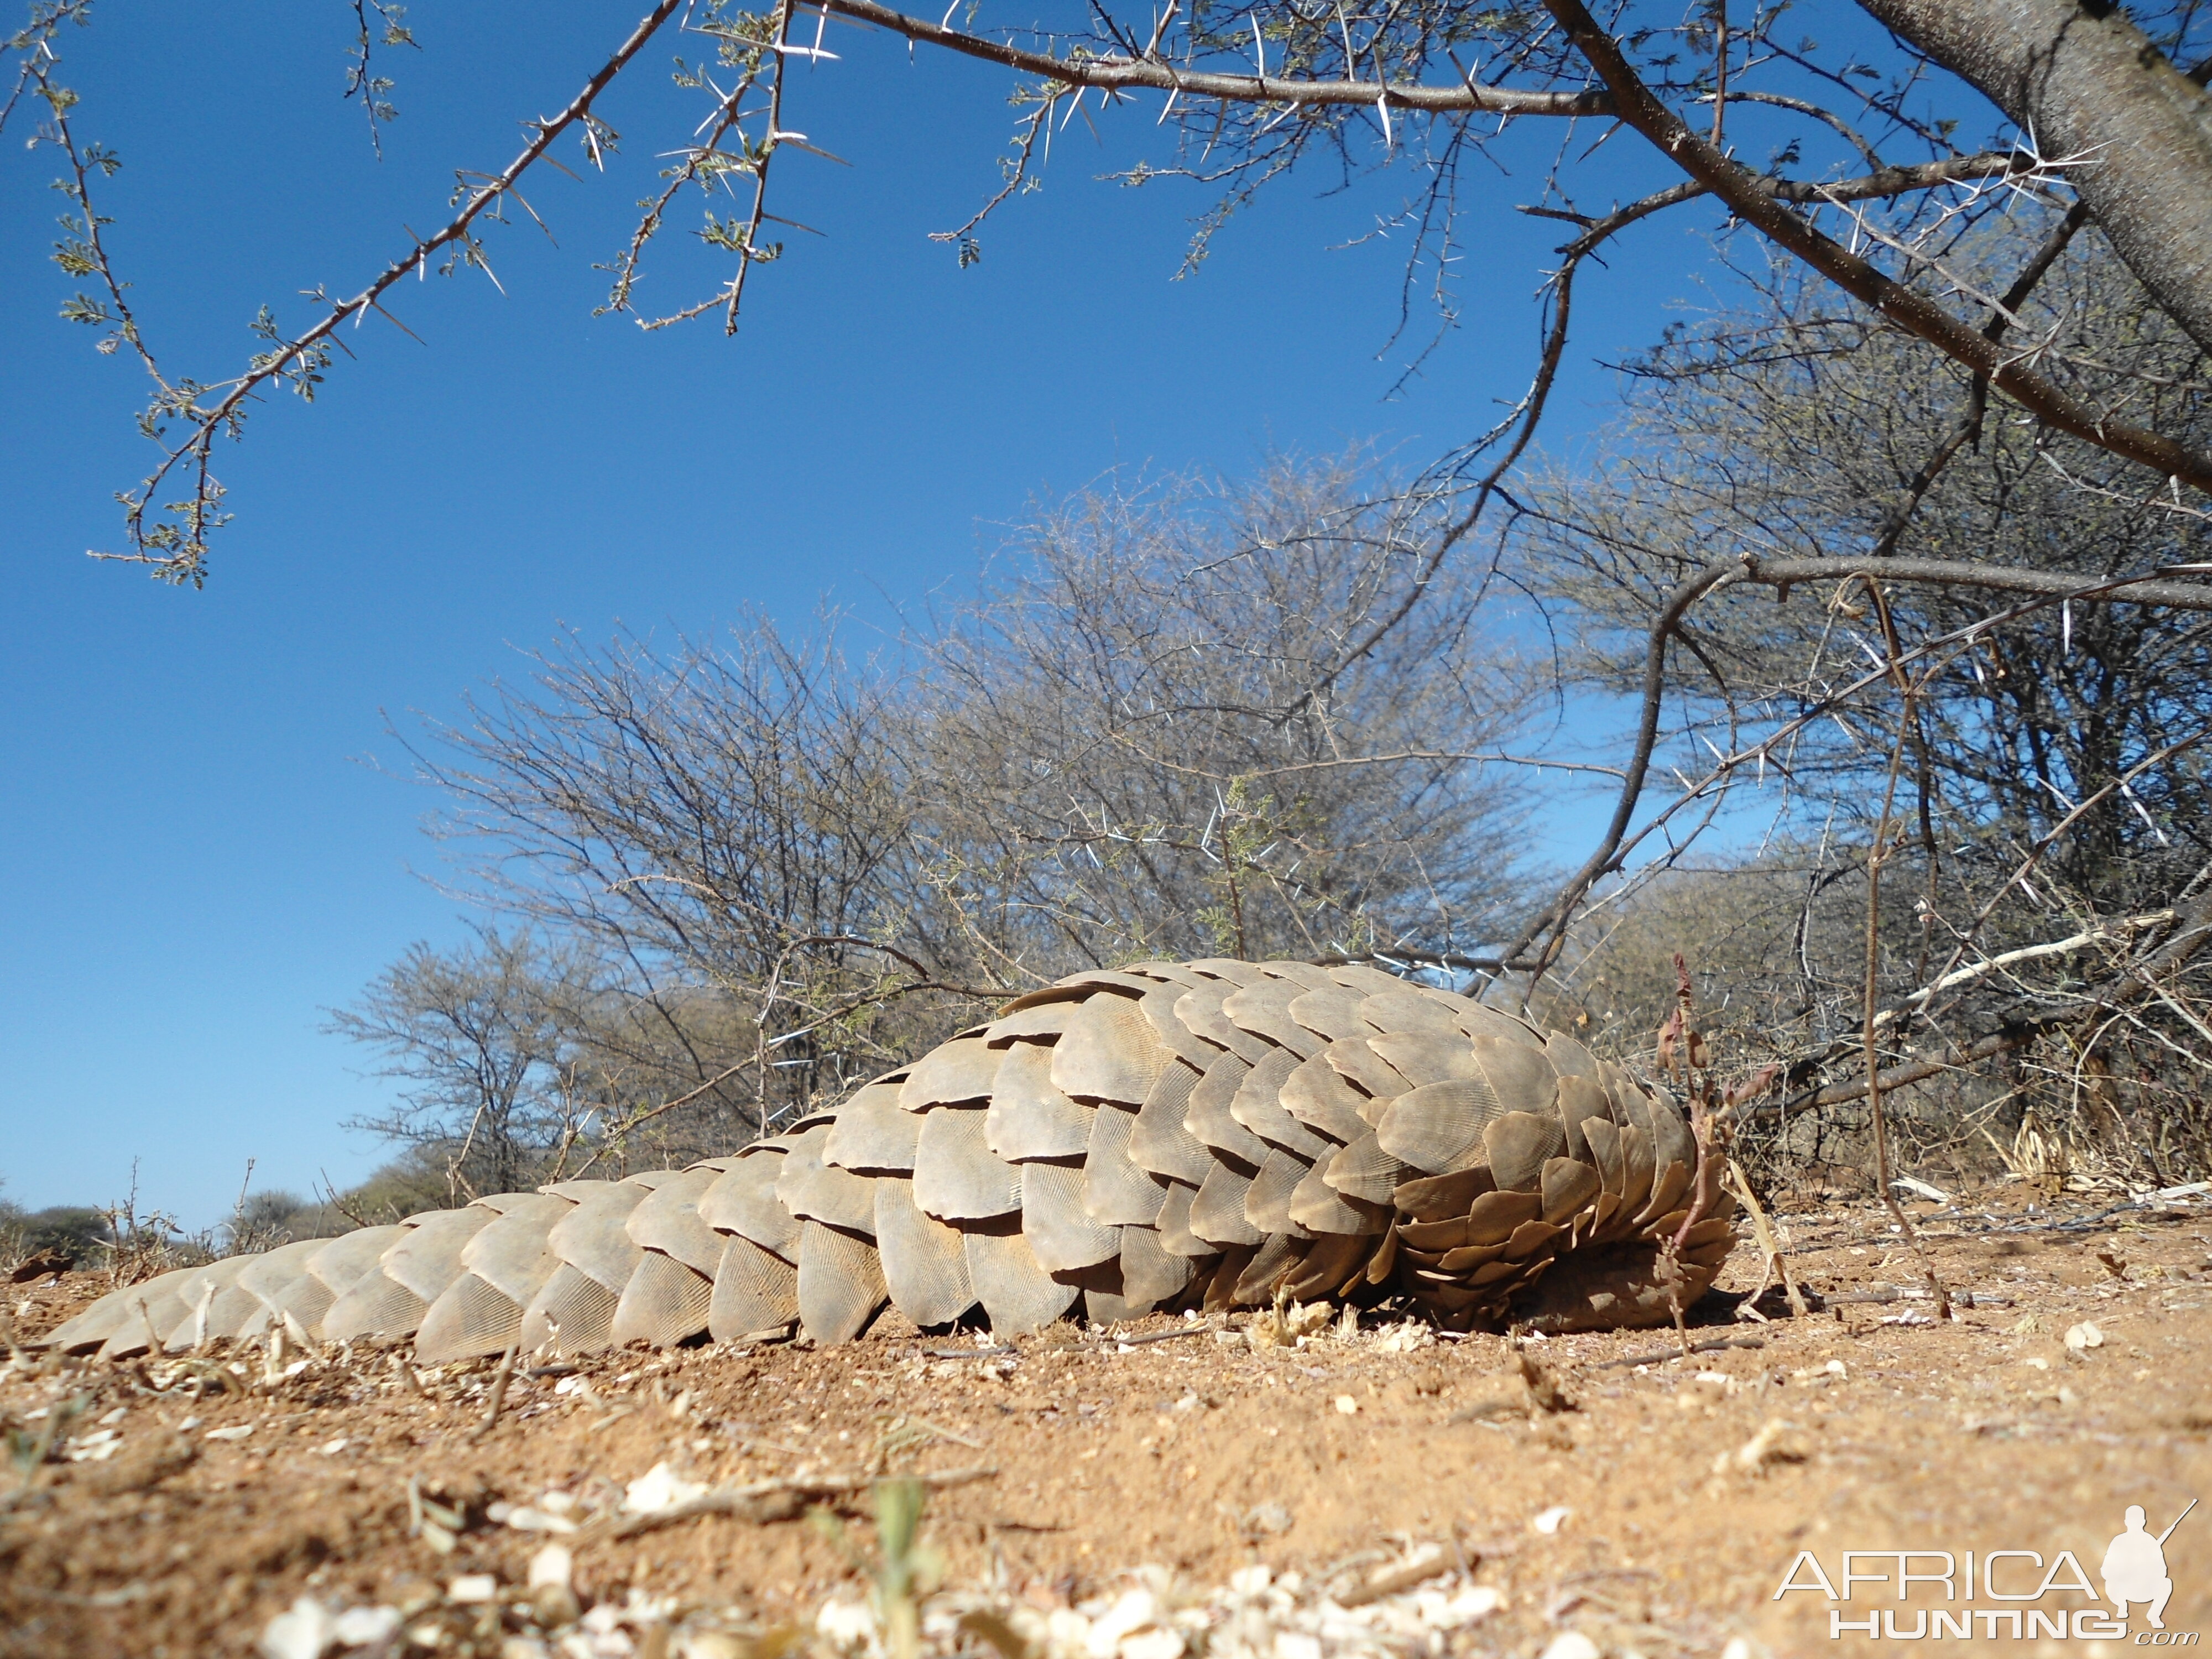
[1541, 0, 2212, 494]
[810, 0, 1611, 115]
[89, 0, 688, 584]
[471, 1340, 521, 1438]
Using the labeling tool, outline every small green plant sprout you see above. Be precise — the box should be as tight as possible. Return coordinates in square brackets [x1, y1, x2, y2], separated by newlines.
[808, 1477, 945, 1659]
[6, 1392, 87, 1500]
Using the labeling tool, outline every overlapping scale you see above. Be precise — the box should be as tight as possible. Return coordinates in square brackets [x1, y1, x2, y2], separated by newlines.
[1081, 1104, 1168, 1225]
[983, 1042, 1093, 1161]
[898, 1034, 1000, 1110]
[698, 1146, 801, 1257]
[821, 1083, 922, 1175]
[1128, 1058, 1213, 1185]
[873, 1176, 977, 1328]
[1183, 1052, 1270, 1165]
[962, 1213, 1077, 1333]
[626, 1167, 727, 1276]
[1050, 991, 1173, 1104]
[460, 1193, 572, 1305]
[160, 1256, 253, 1350]
[778, 1124, 881, 1235]
[544, 1183, 649, 1294]
[415, 1270, 526, 1364]
[708, 1233, 799, 1339]
[610, 1249, 714, 1348]
[913, 1104, 1022, 1221]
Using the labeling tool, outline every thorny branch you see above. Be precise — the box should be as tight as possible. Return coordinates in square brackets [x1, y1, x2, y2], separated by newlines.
[343, 0, 419, 160]
[1537, 0, 2212, 494]
[34, 0, 2205, 585]
[811, 0, 1614, 115]
[1500, 556, 2212, 988]
[76, 0, 690, 586]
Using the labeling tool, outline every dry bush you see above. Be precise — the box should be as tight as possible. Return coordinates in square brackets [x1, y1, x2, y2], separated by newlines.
[346, 458, 1539, 1183]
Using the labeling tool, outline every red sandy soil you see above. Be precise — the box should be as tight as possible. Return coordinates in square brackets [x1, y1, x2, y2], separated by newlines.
[4, 1185, 2210, 1658]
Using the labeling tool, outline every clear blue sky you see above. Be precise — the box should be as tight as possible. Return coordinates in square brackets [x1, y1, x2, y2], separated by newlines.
[0, 2, 1836, 1226]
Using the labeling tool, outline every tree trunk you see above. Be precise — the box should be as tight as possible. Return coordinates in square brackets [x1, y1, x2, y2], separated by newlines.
[1859, 0, 2212, 355]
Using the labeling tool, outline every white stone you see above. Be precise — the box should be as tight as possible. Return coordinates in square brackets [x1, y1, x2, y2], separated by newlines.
[1532, 1506, 1572, 1535]
[258, 1597, 337, 1659]
[508, 1504, 581, 1536]
[1087, 1590, 1162, 1657]
[65, 1428, 121, 1462]
[448, 1575, 500, 1604]
[816, 1597, 877, 1649]
[332, 1606, 402, 1647]
[529, 1544, 575, 1590]
[1371, 1322, 1433, 1354]
[1044, 1605, 1094, 1655]
[1121, 1629, 1185, 1659]
[1416, 1588, 1500, 1629]
[624, 1462, 708, 1515]
[1538, 1635, 1600, 1659]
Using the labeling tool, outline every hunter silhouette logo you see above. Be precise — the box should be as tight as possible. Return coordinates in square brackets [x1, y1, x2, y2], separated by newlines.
[1773, 1496, 2199, 1641]
[2105, 1501, 2195, 1631]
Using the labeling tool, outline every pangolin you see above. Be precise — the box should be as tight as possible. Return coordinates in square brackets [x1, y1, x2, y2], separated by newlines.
[42, 959, 1737, 1361]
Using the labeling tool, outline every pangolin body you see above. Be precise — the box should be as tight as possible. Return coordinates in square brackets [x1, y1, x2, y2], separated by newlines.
[44, 958, 1736, 1361]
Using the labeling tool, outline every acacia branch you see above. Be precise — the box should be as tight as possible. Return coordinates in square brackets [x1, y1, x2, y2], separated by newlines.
[1547, 152, 2032, 260]
[1496, 558, 1746, 974]
[1741, 719, 2212, 1114]
[1500, 556, 2212, 977]
[96, 0, 688, 585]
[1314, 946, 1538, 974]
[1307, 155, 2028, 728]
[1856, 0, 2212, 356]
[1541, 0, 2212, 495]
[1282, 250, 1587, 718]
[1738, 556, 2212, 613]
[810, 0, 1611, 115]
[1762, 885, 2212, 1117]
[1905, 914, 2177, 1008]
[1865, 198, 2093, 559]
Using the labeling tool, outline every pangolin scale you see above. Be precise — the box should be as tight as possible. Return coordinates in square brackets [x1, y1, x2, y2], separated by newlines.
[43, 959, 1737, 1361]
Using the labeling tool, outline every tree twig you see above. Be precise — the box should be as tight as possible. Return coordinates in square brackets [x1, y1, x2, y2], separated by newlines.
[89, 0, 688, 584]
[471, 1340, 520, 1438]
[1540, 0, 2212, 494]
[594, 1464, 998, 1541]
[811, 0, 1609, 116]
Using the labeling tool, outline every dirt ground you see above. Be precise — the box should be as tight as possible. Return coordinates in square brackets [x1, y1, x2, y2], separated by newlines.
[5, 1185, 2211, 1659]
